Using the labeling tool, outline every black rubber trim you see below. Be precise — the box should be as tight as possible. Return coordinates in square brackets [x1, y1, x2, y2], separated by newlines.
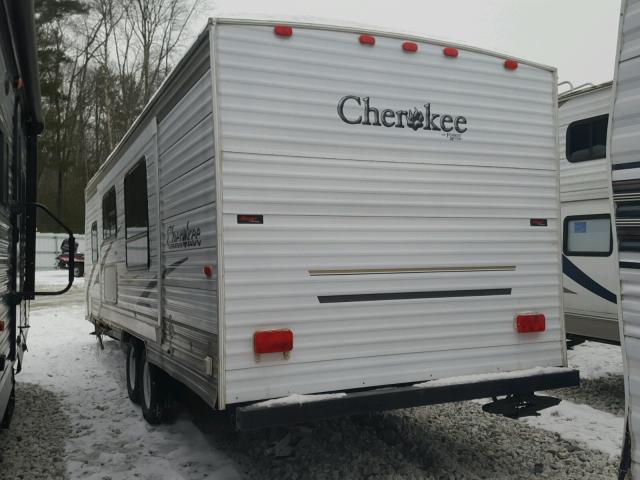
[613, 179, 640, 194]
[235, 369, 580, 430]
[318, 288, 511, 303]
[613, 161, 640, 171]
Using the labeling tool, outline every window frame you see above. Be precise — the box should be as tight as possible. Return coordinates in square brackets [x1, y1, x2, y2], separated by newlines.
[566, 114, 608, 163]
[563, 213, 613, 257]
[123, 158, 150, 270]
[102, 186, 117, 242]
[91, 221, 98, 263]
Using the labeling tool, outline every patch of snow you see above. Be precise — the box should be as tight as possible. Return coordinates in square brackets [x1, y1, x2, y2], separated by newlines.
[413, 366, 571, 388]
[20, 288, 241, 480]
[254, 393, 347, 408]
[521, 401, 624, 458]
[35, 269, 84, 289]
[568, 341, 622, 380]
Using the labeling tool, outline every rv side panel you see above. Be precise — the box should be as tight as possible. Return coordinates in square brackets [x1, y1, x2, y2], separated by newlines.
[610, 0, 640, 474]
[157, 65, 218, 400]
[559, 85, 612, 202]
[558, 84, 619, 343]
[214, 22, 564, 404]
[85, 34, 219, 404]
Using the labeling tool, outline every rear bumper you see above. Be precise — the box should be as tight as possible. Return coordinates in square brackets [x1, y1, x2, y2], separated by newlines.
[235, 368, 579, 430]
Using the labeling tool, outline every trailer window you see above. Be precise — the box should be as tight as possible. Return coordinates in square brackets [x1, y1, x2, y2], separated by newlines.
[124, 159, 149, 269]
[566, 114, 608, 162]
[91, 222, 98, 263]
[564, 215, 612, 256]
[102, 187, 117, 241]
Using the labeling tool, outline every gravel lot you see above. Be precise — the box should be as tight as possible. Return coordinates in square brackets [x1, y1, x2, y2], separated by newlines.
[0, 383, 71, 480]
[554, 374, 625, 417]
[191, 399, 619, 480]
[0, 272, 627, 479]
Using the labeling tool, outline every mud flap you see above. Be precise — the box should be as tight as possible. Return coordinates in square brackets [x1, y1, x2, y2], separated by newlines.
[481, 393, 561, 418]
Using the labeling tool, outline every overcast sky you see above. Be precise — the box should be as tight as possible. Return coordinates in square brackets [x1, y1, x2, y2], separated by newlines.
[188, 0, 621, 87]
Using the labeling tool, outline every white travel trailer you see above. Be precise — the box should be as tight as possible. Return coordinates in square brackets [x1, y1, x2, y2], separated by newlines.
[558, 82, 620, 344]
[85, 18, 578, 429]
[610, 0, 640, 476]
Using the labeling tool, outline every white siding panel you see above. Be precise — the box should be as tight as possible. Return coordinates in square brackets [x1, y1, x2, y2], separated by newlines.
[217, 23, 563, 403]
[216, 25, 555, 171]
[611, 0, 640, 473]
[558, 85, 612, 202]
[157, 66, 218, 396]
[158, 71, 213, 155]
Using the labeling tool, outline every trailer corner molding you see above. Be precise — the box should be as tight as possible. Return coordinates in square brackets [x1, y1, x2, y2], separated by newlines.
[337, 95, 468, 139]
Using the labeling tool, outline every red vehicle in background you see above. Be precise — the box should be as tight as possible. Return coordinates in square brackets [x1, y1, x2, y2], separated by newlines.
[56, 238, 84, 277]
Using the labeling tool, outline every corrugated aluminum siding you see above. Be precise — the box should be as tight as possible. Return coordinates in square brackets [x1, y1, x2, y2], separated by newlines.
[559, 85, 612, 202]
[0, 35, 17, 406]
[215, 22, 564, 404]
[611, 0, 640, 476]
[157, 66, 218, 400]
[84, 34, 219, 404]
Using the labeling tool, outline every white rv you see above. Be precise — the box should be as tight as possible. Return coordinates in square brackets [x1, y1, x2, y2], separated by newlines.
[558, 82, 620, 344]
[609, 0, 640, 476]
[85, 18, 577, 429]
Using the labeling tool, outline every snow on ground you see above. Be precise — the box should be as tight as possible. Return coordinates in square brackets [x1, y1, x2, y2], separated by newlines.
[19, 275, 241, 480]
[0, 270, 626, 479]
[35, 269, 85, 289]
[567, 340, 623, 380]
[521, 401, 624, 458]
[512, 340, 625, 458]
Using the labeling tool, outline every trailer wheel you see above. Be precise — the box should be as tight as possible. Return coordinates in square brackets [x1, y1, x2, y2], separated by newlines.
[73, 264, 84, 277]
[141, 349, 170, 425]
[125, 340, 143, 404]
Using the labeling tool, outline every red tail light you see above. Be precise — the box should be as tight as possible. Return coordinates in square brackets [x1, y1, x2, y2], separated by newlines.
[504, 59, 519, 70]
[203, 265, 214, 278]
[443, 47, 459, 58]
[254, 329, 294, 354]
[274, 25, 293, 37]
[359, 34, 375, 45]
[516, 313, 545, 333]
[402, 41, 418, 52]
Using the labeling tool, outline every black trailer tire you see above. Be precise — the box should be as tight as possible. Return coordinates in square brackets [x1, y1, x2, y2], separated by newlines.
[125, 340, 143, 404]
[140, 349, 171, 425]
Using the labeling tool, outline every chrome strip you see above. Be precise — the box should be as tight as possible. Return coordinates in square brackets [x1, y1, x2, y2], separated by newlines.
[309, 265, 516, 276]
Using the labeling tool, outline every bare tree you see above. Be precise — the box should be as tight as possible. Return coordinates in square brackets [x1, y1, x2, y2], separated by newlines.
[36, 0, 202, 233]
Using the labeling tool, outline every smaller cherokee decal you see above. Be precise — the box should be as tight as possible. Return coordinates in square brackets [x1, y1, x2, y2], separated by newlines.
[166, 221, 201, 249]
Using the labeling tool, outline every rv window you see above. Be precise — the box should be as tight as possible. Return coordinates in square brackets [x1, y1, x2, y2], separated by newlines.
[102, 187, 117, 240]
[91, 222, 98, 263]
[124, 159, 149, 269]
[564, 215, 612, 256]
[566, 114, 608, 162]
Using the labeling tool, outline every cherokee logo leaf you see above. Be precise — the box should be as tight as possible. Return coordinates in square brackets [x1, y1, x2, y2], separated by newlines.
[406, 108, 424, 131]
[337, 96, 468, 137]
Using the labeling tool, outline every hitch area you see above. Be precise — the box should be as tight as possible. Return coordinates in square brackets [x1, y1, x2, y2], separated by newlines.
[482, 393, 561, 419]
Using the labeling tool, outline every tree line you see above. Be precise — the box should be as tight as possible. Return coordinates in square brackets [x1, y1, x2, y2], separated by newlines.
[36, 0, 200, 233]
